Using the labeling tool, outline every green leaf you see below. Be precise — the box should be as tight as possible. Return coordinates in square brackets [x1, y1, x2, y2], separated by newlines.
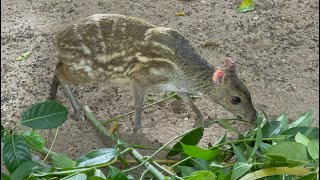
[265, 142, 309, 162]
[256, 112, 268, 127]
[87, 177, 107, 180]
[240, 167, 311, 180]
[231, 162, 253, 180]
[65, 173, 87, 180]
[20, 100, 68, 129]
[288, 111, 313, 128]
[307, 140, 319, 160]
[1, 124, 5, 137]
[167, 127, 204, 156]
[295, 132, 310, 146]
[178, 166, 195, 176]
[243, 128, 257, 138]
[232, 144, 247, 162]
[94, 169, 107, 178]
[52, 154, 76, 168]
[76, 148, 119, 167]
[210, 161, 226, 168]
[218, 119, 239, 133]
[297, 172, 318, 180]
[1, 173, 11, 180]
[262, 121, 282, 138]
[260, 143, 272, 154]
[237, 0, 255, 13]
[249, 126, 263, 159]
[21, 130, 45, 151]
[212, 131, 227, 146]
[192, 159, 210, 170]
[107, 166, 129, 180]
[275, 113, 288, 132]
[11, 160, 42, 180]
[16, 51, 31, 61]
[184, 170, 216, 180]
[181, 143, 220, 160]
[244, 142, 253, 158]
[281, 126, 319, 140]
[2, 134, 32, 173]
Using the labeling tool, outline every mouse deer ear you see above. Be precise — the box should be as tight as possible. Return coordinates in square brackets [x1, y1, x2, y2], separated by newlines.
[223, 57, 236, 72]
[212, 68, 225, 85]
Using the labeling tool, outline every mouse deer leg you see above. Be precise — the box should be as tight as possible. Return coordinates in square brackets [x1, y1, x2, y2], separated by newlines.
[132, 83, 145, 131]
[48, 74, 60, 100]
[61, 83, 82, 120]
[176, 92, 204, 125]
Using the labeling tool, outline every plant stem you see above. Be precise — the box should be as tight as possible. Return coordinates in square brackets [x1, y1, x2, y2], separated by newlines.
[41, 128, 59, 165]
[84, 105, 166, 180]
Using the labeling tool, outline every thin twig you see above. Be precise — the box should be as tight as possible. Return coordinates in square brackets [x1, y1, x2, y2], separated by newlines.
[41, 128, 59, 165]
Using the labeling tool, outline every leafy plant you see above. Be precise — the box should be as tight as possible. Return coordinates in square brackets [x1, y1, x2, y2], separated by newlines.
[1, 99, 319, 179]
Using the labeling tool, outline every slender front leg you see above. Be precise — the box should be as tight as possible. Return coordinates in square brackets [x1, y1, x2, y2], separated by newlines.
[176, 92, 204, 125]
[61, 83, 82, 120]
[132, 84, 145, 131]
[48, 74, 60, 100]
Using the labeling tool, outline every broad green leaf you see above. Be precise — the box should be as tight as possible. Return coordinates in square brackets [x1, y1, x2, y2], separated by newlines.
[107, 166, 129, 180]
[262, 121, 282, 138]
[249, 126, 263, 159]
[231, 162, 253, 180]
[76, 148, 118, 167]
[281, 126, 319, 140]
[181, 143, 220, 160]
[2, 134, 32, 173]
[52, 154, 76, 168]
[20, 100, 68, 129]
[275, 113, 288, 132]
[237, 0, 255, 13]
[21, 130, 45, 151]
[240, 167, 311, 180]
[184, 170, 216, 180]
[265, 142, 309, 162]
[260, 143, 272, 154]
[295, 132, 310, 146]
[297, 172, 318, 180]
[1, 173, 11, 180]
[11, 160, 42, 180]
[65, 173, 87, 180]
[167, 127, 204, 156]
[178, 166, 195, 176]
[232, 144, 247, 162]
[94, 169, 107, 178]
[218, 119, 239, 133]
[288, 111, 313, 128]
[307, 140, 319, 160]
[16, 51, 31, 61]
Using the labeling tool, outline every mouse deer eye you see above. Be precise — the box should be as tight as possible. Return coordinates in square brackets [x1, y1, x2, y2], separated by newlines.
[231, 96, 241, 105]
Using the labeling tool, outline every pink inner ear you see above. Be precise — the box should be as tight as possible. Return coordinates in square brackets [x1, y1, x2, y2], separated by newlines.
[224, 57, 235, 71]
[212, 68, 225, 84]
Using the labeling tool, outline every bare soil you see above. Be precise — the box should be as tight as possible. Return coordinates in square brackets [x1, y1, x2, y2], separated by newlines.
[1, 0, 319, 175]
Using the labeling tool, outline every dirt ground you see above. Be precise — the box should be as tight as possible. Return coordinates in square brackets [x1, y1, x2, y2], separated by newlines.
[1, 0, 319, 175]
